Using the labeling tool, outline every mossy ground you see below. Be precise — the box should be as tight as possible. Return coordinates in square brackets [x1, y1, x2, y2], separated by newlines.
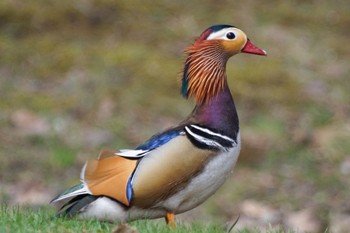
[0, 0, 349, 232]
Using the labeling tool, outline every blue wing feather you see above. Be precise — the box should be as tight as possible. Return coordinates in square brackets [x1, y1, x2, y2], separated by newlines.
[136, 128, 183, 151]
[115, 128, 184, 159]
[125, 128, 183, 200]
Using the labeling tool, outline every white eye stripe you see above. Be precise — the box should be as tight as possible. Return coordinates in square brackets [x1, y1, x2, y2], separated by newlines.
[207, 27, 246, 40]
[207, 28, 238, 40]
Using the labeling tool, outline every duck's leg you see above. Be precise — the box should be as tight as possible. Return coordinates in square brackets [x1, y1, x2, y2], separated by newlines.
[165, 212, 176, 228]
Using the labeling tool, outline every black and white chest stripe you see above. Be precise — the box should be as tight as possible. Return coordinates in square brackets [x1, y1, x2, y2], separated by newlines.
[184, 124, 237, 151]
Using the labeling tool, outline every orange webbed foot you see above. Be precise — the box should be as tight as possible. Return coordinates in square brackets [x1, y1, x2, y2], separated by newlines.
[165, 212, 176, 229]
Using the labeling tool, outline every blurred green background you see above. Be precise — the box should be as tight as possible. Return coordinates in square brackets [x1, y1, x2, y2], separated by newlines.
[0, 0, 349, 231]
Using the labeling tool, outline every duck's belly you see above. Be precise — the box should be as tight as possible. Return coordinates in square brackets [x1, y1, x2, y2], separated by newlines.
[159, 134, 241, 213]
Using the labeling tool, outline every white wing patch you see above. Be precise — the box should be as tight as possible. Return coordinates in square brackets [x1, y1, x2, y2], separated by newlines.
[115, 149, 151, 158]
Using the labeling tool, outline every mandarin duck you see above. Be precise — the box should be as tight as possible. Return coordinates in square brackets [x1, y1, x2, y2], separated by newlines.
[51, 24, 266, 227]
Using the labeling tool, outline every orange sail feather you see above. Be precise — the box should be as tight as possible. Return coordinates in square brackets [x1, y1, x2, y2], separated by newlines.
[83, 148, 137, 206]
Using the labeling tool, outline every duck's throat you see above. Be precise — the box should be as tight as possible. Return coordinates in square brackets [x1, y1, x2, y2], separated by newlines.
[193, 85, 239, 139]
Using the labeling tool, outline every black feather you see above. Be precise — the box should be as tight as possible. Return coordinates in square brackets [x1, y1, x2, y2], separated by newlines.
[57, 195, 97, 217]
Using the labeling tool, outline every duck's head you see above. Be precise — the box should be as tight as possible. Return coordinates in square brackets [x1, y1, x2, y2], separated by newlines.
[201, 24, 266, 56]
[182, 24, 266, 104]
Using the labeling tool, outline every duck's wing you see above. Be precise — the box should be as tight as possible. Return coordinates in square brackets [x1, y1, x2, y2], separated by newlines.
[51, 128, 184, 207]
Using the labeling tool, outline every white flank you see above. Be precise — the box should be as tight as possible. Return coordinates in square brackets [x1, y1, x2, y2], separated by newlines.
[79, 196, 128, 221]
[79, 197, 167, 221]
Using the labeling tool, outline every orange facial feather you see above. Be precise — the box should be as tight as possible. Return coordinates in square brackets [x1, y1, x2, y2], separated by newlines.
[182, 40, 228, 105]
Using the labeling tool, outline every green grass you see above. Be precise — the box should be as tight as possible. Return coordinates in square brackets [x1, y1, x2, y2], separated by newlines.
[1, 206, 112, 233]
[0, 206, 287, 233]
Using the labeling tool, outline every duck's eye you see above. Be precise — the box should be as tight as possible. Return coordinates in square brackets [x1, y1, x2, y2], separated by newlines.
[226, 32, 236, 40]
